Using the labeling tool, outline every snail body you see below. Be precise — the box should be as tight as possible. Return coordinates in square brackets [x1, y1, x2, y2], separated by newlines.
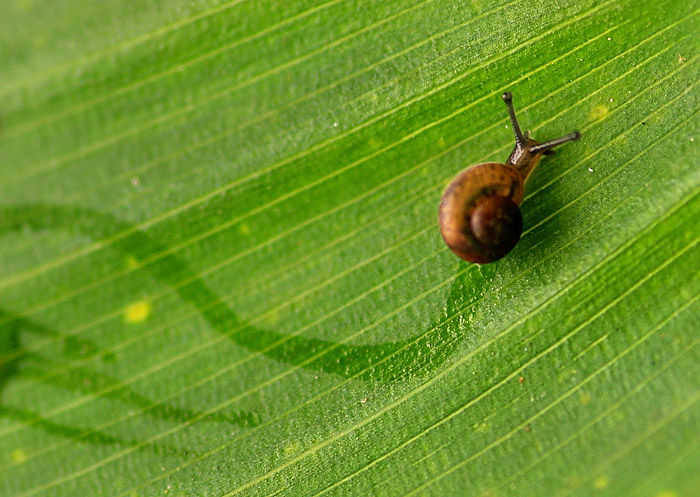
[439, 92, 580, 263]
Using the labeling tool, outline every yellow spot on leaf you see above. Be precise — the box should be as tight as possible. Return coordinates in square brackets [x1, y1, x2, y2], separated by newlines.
[591, 105, 609, 121]
[593, 475, 609, 490]
[18, 0, 33, 12]
[11, 448, 26, 463]
[656, 491, 678, 497]
[124, 301, 151, 323]
[579, 392, 592, 406]
[125, 256, 140, 269]
[238, 223, 251, 235]
[367, 136, 382, 150]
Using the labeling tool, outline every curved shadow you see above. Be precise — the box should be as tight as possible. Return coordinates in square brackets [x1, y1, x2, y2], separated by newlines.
[0, 203, 479, 445]
[0, 307, 244, 457]
[1, 204, 473, 380]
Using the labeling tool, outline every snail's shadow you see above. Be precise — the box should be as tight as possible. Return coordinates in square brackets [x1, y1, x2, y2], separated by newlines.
[0, 203, 485, 453]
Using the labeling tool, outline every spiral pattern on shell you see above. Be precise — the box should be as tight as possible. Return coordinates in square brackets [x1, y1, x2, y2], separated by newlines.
[438, 162, 524, 263]
[469, 195, 522, 262]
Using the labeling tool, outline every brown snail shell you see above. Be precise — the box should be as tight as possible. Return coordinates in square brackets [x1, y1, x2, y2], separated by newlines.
[439, 92, 580, 263]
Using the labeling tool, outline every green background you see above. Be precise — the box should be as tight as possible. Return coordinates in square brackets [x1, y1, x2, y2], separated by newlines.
[0, 0, 699, 495]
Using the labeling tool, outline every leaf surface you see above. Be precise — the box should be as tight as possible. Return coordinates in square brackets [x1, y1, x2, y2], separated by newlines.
[0, 1, 699, 496]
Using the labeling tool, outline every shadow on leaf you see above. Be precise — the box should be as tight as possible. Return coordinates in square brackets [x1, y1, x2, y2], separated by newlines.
[0, 203, 485, 446]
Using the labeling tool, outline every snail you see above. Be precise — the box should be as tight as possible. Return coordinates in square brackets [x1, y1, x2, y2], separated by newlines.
[439, 92, 580, 263]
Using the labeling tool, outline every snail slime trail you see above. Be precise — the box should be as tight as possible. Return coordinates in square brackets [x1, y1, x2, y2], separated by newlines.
[439, 92, 580, 263]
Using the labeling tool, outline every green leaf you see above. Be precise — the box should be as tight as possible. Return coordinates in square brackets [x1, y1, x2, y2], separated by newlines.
[1, 0, 698, 495]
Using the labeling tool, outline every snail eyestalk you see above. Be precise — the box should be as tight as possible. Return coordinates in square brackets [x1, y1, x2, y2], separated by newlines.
[529, 131, 581, 153]
[502, 91, 525, 146]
